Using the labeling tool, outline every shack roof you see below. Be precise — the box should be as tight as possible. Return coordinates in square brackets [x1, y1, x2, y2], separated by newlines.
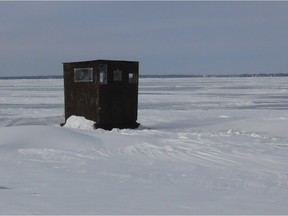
[63, 59, 139, 64]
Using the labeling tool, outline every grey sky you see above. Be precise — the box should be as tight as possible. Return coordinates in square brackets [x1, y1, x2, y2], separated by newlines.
[1, 1, 288, 77]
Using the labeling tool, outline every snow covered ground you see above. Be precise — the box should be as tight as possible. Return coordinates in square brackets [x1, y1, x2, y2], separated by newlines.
[0, 77, 288, 214]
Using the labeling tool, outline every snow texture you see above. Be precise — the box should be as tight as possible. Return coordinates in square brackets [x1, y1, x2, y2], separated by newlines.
[0, 77, 288, 214]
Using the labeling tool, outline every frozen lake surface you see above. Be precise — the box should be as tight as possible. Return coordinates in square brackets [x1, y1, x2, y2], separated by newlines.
[0, 77, 288, 214]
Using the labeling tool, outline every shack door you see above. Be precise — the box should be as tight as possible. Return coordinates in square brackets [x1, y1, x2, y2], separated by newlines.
[110, 68, 128, 124]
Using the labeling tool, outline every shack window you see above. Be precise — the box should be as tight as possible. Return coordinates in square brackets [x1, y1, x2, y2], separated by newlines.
[99, 64, 107, 84]
[129, 73, 138, 83]
[113, 69, 122, 81]
[74, 68, 93, 82]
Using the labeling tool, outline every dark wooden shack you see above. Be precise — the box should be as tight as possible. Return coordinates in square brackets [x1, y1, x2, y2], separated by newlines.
[63, 59, 139, 130]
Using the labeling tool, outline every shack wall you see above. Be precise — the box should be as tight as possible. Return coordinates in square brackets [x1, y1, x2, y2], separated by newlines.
[97, 60, 139, 127]
[63, 61, 100, 123]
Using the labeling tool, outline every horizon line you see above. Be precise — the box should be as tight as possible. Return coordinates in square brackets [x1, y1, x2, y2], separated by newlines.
[1, 73, 288, 80]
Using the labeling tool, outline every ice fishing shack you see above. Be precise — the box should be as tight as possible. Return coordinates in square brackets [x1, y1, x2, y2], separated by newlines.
[62, 59, 140, 130]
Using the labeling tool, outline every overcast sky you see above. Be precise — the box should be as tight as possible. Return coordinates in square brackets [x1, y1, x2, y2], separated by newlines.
[1, 1, 288, 77]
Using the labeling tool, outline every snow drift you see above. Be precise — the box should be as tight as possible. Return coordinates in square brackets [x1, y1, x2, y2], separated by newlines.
[0, 77, 288, 214]
[63, 115, 96, 131]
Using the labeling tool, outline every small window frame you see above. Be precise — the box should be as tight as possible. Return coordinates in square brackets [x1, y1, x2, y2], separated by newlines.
[99, 64, 108, 84]
[113, 69, 122, 81]
[128, 72, 138, 84]
[74, 68, 93, 83]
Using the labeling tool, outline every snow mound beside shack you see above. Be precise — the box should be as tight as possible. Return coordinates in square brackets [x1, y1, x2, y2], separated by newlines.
[63, 115, 95, 130]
